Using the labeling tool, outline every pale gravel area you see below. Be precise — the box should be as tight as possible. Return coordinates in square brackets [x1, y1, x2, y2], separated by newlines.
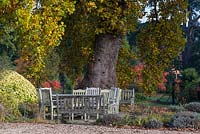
[0, 123, 200, 134]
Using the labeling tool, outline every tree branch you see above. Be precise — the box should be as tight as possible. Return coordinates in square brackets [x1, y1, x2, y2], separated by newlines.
[193, 15, 200, 23]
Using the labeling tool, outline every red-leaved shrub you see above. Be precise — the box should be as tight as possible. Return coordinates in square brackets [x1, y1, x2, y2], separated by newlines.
[132, 63, 169, 91]
[41, 80, 61, 90]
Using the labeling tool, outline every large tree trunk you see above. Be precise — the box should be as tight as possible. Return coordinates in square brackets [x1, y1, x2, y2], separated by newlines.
[78, 34, 121, 89]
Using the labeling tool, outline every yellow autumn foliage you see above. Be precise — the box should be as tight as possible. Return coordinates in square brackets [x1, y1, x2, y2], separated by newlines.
[137, 0, 187, 93]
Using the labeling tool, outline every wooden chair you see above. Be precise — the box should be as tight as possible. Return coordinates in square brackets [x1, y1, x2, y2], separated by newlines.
[85, 87, 100, 95]
[71, 89, 85, 120]
[107, 87, 121, 114]
[72, 89, 85, 95]
[120, 88, 135, 105]
[100, 89, 110, 106]
[38, 88, 57, 120]
[72, 87, 100, 96]
[85, 87, 101, 119]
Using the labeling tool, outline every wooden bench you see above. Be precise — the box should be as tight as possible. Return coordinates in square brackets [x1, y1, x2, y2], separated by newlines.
[56, 94, 105, 121]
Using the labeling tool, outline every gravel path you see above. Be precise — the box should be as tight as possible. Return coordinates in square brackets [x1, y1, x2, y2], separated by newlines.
[0, 123, 200, 134]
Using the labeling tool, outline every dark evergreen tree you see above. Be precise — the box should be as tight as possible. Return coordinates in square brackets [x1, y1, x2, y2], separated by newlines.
[182, 0, 200, 67]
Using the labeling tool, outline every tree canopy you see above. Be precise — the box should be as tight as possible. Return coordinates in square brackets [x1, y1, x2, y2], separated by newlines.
[0, 0, 75, 86]
[0, 0, 188, 93]
[137, 0, 187, 93]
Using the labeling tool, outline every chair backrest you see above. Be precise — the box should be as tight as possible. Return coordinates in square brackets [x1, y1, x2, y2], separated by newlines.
[109, 87, 121, 104]
[38, 88, 53, 106]
[100, 89, 110, 105]
[120, 88, 135, 105]
[72, 89, 86, 95]
[85, 87, 100, 95]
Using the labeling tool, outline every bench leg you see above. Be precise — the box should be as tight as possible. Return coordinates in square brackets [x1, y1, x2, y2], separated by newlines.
[57, 113, 61, 124]
[51, 108, 53, 120]
[72, 113, 74, 121]
[84, 113, 87, 121]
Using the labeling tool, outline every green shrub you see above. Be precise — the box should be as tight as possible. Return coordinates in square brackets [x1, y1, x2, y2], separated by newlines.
[100, 113, 148, 126]
[0, 70, 38, 120]
[100, 113, 126, 126]
[134, 116, 148, 126]
[116, 114, 135, 126]
[160, 112, 175, 127]
[19, 103, 39, 119]
[133, 111, 175, 128]
[0, 104, 5, 122]
[0, 55, 14, 70]
[184, 102, 200, 113]
[145, 119, 163, 129]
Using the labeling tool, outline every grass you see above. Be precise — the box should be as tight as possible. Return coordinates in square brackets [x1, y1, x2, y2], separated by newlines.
[135, 93, 175, 108]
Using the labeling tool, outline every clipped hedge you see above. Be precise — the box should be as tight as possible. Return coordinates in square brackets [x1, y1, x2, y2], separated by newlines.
[0, 69, 38, 120]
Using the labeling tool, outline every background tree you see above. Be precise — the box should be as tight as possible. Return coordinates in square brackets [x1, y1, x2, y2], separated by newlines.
[137, 0, 187, 93]
[58, 3, 94, 86]
[186, 39, 200, 74]
[1, 0, 75, 86]
[116, 38, 137, 89]
[0, 0, 20, 69]
[182, 0, 200, 67]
